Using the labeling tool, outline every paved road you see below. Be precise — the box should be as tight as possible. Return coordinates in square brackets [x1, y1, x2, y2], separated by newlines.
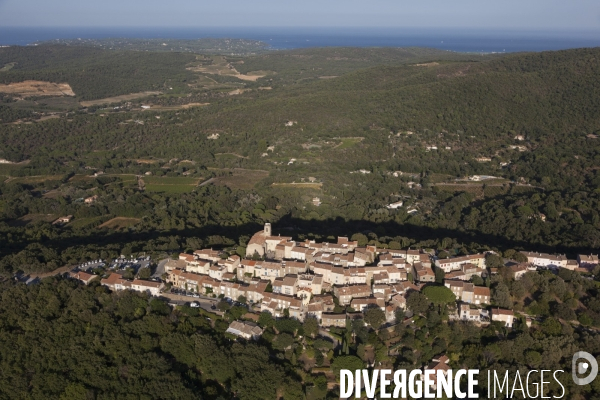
[153, 259, 169, 278]
[162, 293, 223, 315]
[318, 328, 340, 346]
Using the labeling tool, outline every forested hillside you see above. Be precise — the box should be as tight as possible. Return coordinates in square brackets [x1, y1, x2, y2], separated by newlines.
[0, 46, 599, 275]
[0, 46, 196, 100]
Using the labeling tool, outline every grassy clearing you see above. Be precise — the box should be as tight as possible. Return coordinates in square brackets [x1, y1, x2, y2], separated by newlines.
[0, 63, 16, 72]
[143, 176, 199, 185]
[69, 216, 109, 229]
[98, 217, 141, 230]
[7, 175, 65, 184]
[9, 213, 57, 227]
[211, 169, 269, 190]
[336, 137, 363, 149]
[272, 182, 323, 189]
[69, 174, 96, 182]
[142, 176, 200, 193]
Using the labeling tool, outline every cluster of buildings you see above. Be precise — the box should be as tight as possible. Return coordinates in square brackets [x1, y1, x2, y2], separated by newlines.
[84, 223, 599, 332]
[161, 224, 501, 328]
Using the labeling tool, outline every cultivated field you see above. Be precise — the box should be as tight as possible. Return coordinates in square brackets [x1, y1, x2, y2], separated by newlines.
[211, 168, 269, 190]
[143, 176, 201, 193]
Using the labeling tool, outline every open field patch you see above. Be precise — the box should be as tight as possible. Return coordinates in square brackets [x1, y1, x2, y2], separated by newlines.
[413, 62, 440, 67]
[211, 168, 269, 190]
[6, 175, 65, 184]
[69, 216, 109, 229]
[79, 91, 161, 107]
[272, 182, 323, 189]
[188, 56, 268, 82]
[0, 63, 16, 72]
[142, 176, 201, 193]
[143, 176, 200, 185]
[9, 213, 57, 227]
[68, 174, 96, 182]
[0, 80, 75, 97]
[98, 217, 141, 230]
[146, 102, 209, 111]
[335, 137, 364, 149]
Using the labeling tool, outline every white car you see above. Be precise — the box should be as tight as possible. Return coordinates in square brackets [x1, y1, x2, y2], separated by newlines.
[190, 302, 200, 308]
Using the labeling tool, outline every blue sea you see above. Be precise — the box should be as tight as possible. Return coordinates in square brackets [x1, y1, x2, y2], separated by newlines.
[0, 27, 599, 53]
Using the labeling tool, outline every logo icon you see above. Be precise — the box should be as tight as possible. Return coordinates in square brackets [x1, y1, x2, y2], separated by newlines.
[572, 351, 598, 385]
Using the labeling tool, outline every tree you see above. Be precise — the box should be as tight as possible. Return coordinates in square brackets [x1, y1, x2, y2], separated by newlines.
[492, 282, 512, 308]
[351, 233, 368, 246]
[434, 266, 445, 284]
[273, 333, 294, 350]
[471, 275, 484, 286]
[138, 267, 151, 279]
[258, 311, 274, 328]
[394, 308, 405, 324]
[331, 355, 364, 376]
[237, 295, 247, 304]
[485, 253, 504, 269]
[406, 291, 429, 315]
[217, 300, 231, 312]
[422, 285, 456, 305]
[541, 317, 562, 336]
[363, 306, 386, 328]
[303, 316, 319, 338]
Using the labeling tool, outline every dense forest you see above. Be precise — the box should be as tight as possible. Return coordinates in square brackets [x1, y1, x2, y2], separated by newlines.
[2, 268, 600, 398]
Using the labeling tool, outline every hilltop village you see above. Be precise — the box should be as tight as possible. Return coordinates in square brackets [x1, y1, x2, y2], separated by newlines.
[94, 223, 600, 337]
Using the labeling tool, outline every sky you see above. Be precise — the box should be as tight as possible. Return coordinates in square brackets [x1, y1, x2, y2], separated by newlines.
[0, 0, 599, 32]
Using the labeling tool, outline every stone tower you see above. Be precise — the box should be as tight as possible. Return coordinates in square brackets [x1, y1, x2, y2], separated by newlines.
[264, 223, 272, 237]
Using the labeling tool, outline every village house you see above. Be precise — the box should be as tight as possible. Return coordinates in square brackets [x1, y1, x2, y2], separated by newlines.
[491, 308, 515, 328]
[226, 321, 263, 340]
[84, 195, 98, 204]
[444, 280, 474, 303]
[425, 355, 451, 391]
[101, 273, 132, 291]
[578, 254, 599, 270]
[390, 293, 407, 310]
[473, 286, 491, 305]
[333, 284, 372, 305]
[509, 263, 529, 280]
[52, 215, 73, 225]
[69, 271, 97, 285]
[459, 304, 480, 322]
[521, 252, 568, 269]
[350, 297, 385, 312]
[413, 263, 435, 283]
[435, 253, 486, 273]
[131, 279, 164, 296]
[321, 313, 347, 328]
